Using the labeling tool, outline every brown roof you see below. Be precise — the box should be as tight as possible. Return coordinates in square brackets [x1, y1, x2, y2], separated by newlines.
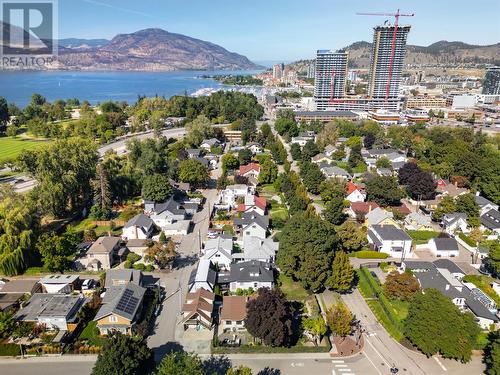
[88, 236, 121, 254]
[350, 201, 379, 214]
[1, 279, 40, 294]
[182, 288, 215, 327]
[220, 296, 248, 321]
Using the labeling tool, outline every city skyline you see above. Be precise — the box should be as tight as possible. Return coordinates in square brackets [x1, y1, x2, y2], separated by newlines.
[56, 0, 500, 61]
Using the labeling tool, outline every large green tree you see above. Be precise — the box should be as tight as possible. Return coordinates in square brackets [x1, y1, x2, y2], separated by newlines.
[384, 271, 420, 301]
[326, 302, 353, 337]
[276, 213, 336, 291]
[300, 161, 325, 195]
[245, 288, 293, 347]
[184, 115, 215, 147]
[221, 153, 240, 173]
[91, 333, 153, 375]
[258, 159, 278, 185]
[484, 330, 500, 375]
[404, 289, 480, 362]
[365, 175, 404, 206]
[178, 159, 210, 188]
[155, 352, 204, 375]
[302, 315, 327, 346]
[326, 251, 354, 292]
[36, 231, 78, 273]
[323, 195, 347, 225]
[141, 173, 174, 202]
[336, 221, 367, 252]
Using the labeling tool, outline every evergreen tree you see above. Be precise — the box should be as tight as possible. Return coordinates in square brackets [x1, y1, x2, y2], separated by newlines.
[484, 330, 500, 375]
[326, 251, 354, 292]
[141, 173, 174, 202]
[323, 196, 347, 225]
[326, 302, 353, 337]
[155, 352, 204, 375]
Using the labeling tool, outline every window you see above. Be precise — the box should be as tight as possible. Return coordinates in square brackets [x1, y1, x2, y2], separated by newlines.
[253, 282, 258, 288]
[226, 320, 232, 325]
[109, 315, 118, 323]
[236, 320, 243, 325]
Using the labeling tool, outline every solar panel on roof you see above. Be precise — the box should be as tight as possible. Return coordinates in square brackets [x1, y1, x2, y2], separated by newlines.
[115, 289, 139, 315]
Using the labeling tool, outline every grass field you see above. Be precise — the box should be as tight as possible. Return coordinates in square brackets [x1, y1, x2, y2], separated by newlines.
[78, 321, 108, 347]
[0, 136, 51, 164]
[278, 274, 310, 301]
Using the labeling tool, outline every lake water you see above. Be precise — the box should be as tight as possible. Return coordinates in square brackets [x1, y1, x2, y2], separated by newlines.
[0, 69, 264, 107]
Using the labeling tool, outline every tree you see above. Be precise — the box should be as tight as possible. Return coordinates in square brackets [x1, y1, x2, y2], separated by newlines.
[323, 195, 347, 225]
[0, 186, 39, 276]
[290, 143, 302, 160]
[303, 316, 327, 346]
[141, 174, 173, 202]
[92, 164, 112, 212]
[375, 157, 391, 169]
[245, 288, 293, 347]
[226, 365, 253, 375]
[363, 133, 376, 149]
[336, 221, 367, 252]
[455, 193, 480, 227]
[0, 311, 14, 339]
[407, 171, 437, 200]
[155, 351, 204, 375]
[258, 159, 278, 185]
[92, 333, 153, 375]
[269, 139, 287, 164]
[398, 162, 422, 185]
[178, 159, 210, 188]
[221, 153, 240, 173]
[365, 175, 404, 206]
[302, 140, 319, 159]
[319, 178, 345, 203]
[484, 330, 500, 375]
[483, 241, 500, 277]
[300, 162, 325, 194]
[36, 232, 77, 273]
[432, 196, 456, 221]
[276, 213, 336, 291]
[0, 97, 9, 134]
[384, 271, 420, 301]
[404, 289, 480, 362]
[238, 149, 253, 165]
[274, 117, 296, 136]
[184, 115, 214, 147]
[326, 251, 354, 292]
[6, 125, 17, 137]
[144, 242, 176, 269]
[326, 302, 353, 337]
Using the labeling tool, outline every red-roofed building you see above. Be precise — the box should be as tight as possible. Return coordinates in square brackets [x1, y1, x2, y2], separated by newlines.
[237, 194, 267, 216]
[238, 163, 261, 186]
[346, 181, 366, 203]
[349, 201, 379, 218]
[391, 203, 411, 216]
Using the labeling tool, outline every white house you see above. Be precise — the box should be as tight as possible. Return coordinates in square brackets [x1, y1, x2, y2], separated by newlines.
[188, 259, 217, 293]
[234, 212, 269, 240]
[346, 182, 365, 203]
[237, 194, 267, 216]
[40, 275, 79, 294]
[404, 212, 432, 231]
[367, 224, 412, 258]
[319, 164, 351, 180]
[147, 198, 187, 228]
[200, 138, 220, 150]
[246, 143, 262, 155]
[202, 236, 233, 270]
[236, 236, 278, 263]
[228, 260, 274, 292]
[218, 184, 249, 209]
[475, 194, 499, 216]
[238, 163, 261, 185]
[429, 237, 460, 257]
[122, 214, 155, 240]
[442, 213, 469, 235]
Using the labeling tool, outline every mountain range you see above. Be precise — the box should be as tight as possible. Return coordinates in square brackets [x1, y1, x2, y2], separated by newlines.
[287, 40, 500, 72]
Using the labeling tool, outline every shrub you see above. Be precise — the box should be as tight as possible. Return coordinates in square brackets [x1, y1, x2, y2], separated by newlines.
[133, 263, 146, 271]
[459, 232, 476, 247]
[352, 250, 389, 259]
[407, 230, 439, 242]
[0, 343, 21, 356]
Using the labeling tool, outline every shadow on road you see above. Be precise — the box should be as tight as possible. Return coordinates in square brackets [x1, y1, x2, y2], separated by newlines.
[175, 254, 198, 269]
[257, 368, 281, 375]
[153, 341, 185, 362]
[202, 355, 232, 375]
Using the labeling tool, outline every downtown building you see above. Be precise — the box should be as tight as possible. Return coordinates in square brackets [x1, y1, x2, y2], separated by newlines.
[313, 50, 348, 110]
[482, 66, 500, 95]
[367, 24, 411, 110]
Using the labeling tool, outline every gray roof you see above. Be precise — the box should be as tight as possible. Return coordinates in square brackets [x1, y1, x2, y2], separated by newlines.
[370, 225, 411, 241]
[320, 164, 350, 178]
[95, 283, 146, 321]
[0, 279, 40, 294]
[186, 149, 201, 156]
[15, 294, 86, 322]
[367, 148, 398, 156]
[475, 195, 495, 208]
[442, 212, 467, 225]
[201, 138, 219, 147]
[366, 208, 393, 225]
[124, 214, 154, 229]
[189, 259, 217, 287]
[152, 198, 186, 216]
[242, 236, 278, 261]
[87, 236, 121, 254]
[229, 260, 274, 283]
[433, 259, 465, 274]
[233, 212, 269, 230]
[433, 238, 459, 252]
[480, 209, 500, 230]
[105, 269, 143, 289]
[40, 274, 79, 285]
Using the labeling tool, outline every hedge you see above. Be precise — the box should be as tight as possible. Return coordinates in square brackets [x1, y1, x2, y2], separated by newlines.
[0, 343, 21, 356]
[212, 342, 331, 354]
[459, 232, 476, 247]
[350, 250, 389, 259]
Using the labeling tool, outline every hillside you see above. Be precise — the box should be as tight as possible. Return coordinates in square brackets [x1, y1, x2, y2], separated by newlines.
[56, 28, 260, 71]
[287, 40, 500, 72]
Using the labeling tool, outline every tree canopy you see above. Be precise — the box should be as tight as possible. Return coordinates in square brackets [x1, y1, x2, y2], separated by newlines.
[326, 251, 354, 292]
[155, 351, 204, 375]
[326, 302, 353, 337]
[141, 173, 174, 202]
[365, 175, 404, 206]
[178, 159, 210, 188]
[384, 271, 420, 301]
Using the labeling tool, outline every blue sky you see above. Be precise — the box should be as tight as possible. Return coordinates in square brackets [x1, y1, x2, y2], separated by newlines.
[58, 0, 500, 61]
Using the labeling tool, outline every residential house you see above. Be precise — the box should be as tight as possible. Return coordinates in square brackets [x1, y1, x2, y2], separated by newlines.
[480, 209, 500, 237]
[233, 212, 269, 240]
[237, 195, 267, 216]
[203, 153, 219, 169]
[442, 213, 469, 235]
[84, 236, 122, 270]
[202, 236, 233, 270]
[15, 294, 86, 332]
[217, 184, 250, 209]
[366, 207, 396, 226]
[94, 283, 146, 335]
[126, 239, 150, 258]
[235, 236, 278, 263]
[367, 224, 412, 258]
[475, 194, 499, 216]
[291, 134, 315, 147]
[219, 296, 250, 333]
[311, 153, 331, 164]
[181, 288, 215, 331]
[404, 260, 499, 330]
[429, 237, 460, 257]
[238, 163, 261, 186]
[227, 260, 274, 292]
[200, 138, 220, 150]
[346, 181, 366, 203]
[0, 279, 41, 312]
[319, 164, 351, 180]
[348, 201, 379, 219]
[246, 142, 262, 155]
[146, 197, 191, 235]
[122, 214, 155, 240]
[188, 259, 217, 293]
[104, 269, 143, 289]
[404, 212, 432, 230]
[324, 145, 336, 157]
[40, 275, 79, 294]
[376, 167, 394, 177]
[186, 149, 202, 159]
[366, 148, 400, 159]
[436, 181, 468, 198]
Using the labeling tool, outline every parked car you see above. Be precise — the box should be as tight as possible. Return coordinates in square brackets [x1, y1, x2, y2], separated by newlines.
[82, 279, 95, 290]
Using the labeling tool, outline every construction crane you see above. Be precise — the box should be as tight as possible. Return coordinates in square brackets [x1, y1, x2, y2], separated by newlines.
[316, 69, 346, 104]
[356, 9, 414, 101]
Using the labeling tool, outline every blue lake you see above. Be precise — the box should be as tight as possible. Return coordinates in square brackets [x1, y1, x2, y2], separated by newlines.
[0, 69, 264, 107]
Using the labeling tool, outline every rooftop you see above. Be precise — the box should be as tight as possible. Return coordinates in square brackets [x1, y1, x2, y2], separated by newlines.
[220, 296, 249, 321]
[370, 225, 411, 241]
[88, 236, 121, 254]
[15, 294, 86, 322]
[40, 274, 79, 285]
[95, 283, 146, 322]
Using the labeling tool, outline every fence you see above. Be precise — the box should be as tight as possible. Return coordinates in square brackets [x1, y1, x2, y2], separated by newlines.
[91, 220, 126, 227]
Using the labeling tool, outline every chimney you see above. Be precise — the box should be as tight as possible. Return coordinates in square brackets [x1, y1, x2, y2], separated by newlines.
[368, 204, 373, 213]
[445, 284, 450, 291]
[476, 191, 480, 196]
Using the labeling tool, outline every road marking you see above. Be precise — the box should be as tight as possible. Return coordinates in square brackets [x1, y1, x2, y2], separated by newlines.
[362, 352, 383, 375]
[338, 369, 352, 372]
[434, 356, 447, 371]
[364, 336, 391, 368]
[332, 370, 336, 375]
[291, 362, 304, 367]
[332, 360, 345, 363]
[335, 364, 348, 367]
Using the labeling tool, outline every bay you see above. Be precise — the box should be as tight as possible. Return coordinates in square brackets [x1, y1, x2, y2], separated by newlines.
[0, 69, 264, 107]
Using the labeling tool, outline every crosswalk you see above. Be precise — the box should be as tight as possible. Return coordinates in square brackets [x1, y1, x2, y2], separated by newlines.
[331, 360, 355, 375]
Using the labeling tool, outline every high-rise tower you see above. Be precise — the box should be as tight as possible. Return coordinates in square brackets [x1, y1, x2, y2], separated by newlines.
[314, 50, 348, 110]
[482, 66, 500, 95]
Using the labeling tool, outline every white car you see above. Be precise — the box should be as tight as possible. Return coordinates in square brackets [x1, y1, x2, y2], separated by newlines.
[82, 279, 95, 290]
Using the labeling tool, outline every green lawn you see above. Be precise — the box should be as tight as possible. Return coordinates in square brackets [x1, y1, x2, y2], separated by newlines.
[278, 274, 310, 301]
[73, 217, 123, 237]
[0, 136, 51, 164]
[463, 275, 500, 306]
[78, 321, 108, 347]
[407, 230, 439, 245]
